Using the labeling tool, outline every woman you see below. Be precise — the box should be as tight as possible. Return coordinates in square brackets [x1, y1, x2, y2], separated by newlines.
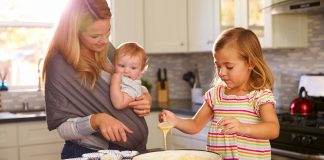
[42, 0, 151, 158]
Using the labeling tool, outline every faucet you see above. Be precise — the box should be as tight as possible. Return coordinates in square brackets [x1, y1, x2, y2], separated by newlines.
[38, 58, 44, 91]
[23, 101, 29, 111]
[22, 97, 29, 111]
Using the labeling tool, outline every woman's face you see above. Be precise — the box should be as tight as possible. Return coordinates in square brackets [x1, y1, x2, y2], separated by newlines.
[114, 54, 143, 80]
[79, 19, 110, 54]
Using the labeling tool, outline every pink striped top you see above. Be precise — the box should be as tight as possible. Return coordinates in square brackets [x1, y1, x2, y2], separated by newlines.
[204, 85, 275, 160]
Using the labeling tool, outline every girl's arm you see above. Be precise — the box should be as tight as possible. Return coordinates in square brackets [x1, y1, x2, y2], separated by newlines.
[160, 103, 213, 134]
[219, 103, 280, 140]
[110, 73, 134, 109]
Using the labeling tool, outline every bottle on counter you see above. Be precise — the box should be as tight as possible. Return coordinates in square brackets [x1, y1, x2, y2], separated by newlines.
[193, 64, 201, 88]
[191, 64, 203, 105]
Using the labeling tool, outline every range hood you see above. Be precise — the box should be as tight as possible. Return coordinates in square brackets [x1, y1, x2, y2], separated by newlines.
[269, 0, 324, 14]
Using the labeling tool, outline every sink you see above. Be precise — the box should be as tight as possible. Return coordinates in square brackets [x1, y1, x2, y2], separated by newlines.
[9, 110, 46, 117]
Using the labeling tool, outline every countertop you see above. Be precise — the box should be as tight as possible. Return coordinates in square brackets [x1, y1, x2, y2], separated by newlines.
[0, 99, 200, 123]
[151, 99, 201, 116]
[0, 110, 46, 123]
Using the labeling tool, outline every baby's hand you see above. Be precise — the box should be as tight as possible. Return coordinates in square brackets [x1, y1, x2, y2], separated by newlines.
[217, 117, 246, 135]
[111, 72, 123, 83]
[158, 110, 177, 126]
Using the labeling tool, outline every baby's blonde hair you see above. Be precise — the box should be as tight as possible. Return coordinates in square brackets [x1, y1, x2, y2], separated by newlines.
[114, 42, 148, 72]
[213, 27, 274, 91]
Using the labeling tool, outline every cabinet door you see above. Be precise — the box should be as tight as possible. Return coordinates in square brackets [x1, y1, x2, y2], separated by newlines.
[20, 143, 62, 160]
[145, 112, 163, 149]
[0, 123, 18, 147]
[144, 0, 187, 53]
[0, 147, 19, 160]
[188, 0, 219, 52]
[18, 121, 63, 146]
[110, 0, 144, 47]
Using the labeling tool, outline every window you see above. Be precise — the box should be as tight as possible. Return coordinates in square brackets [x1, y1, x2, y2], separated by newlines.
[0, 0, 67, 90]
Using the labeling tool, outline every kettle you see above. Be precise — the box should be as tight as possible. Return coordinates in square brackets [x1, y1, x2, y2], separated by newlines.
[289, 87, 315, 115]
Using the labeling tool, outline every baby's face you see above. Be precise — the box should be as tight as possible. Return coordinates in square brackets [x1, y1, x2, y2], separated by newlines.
[114, 55, 143, 80]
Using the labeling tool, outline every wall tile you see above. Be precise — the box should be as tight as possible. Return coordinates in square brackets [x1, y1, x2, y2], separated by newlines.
[145, 13, 324, 112]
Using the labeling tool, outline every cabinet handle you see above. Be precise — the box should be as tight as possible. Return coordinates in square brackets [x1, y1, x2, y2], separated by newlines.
[207, 40, 213, 45]
[180, 42, 184, 46]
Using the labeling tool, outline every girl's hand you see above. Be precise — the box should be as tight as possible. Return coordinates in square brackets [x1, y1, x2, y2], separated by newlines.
[129, 94, 151, 117]
[217, 117, 247, 135]
[91, 113, 133, 142]
[159, 110, 177, 127]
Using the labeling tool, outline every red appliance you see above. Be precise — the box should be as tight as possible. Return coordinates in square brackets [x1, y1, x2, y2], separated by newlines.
[289, 86, 314, 115]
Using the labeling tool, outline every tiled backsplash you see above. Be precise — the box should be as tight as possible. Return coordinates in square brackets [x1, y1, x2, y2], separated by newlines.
[0, 91, 45, 111]
[143, 14, 324, 111]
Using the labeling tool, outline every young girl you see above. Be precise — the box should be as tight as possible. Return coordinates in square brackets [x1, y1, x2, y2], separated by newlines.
[159, 27, 279, 160]
[110, 42, 149, 110]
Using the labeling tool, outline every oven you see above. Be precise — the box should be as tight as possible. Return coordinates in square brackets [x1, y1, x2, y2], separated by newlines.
[271, 112, 324, 159]
[271, 74, 324, 160]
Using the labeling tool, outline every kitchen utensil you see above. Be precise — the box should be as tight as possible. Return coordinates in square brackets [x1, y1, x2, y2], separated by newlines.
[193, 64, 201, 88]
[182, 71, 195, 88]
[290, 86, 315, 115]
[132, 150, 222, 160]
[157, 68, 169, 103]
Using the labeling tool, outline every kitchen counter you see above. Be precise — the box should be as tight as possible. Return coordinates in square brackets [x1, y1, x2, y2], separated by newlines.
[0, 110, 46, 123]
[151, 99, 201, 116]
[0, 99, 200, 123]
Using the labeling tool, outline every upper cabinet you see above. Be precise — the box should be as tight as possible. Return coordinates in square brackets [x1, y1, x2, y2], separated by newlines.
[110, 0, 144, 47]
[144, 0, 188, 53]
[187, 0, 220, 52]
[110, 0, 308, 54]
[217, 0, 308, 48]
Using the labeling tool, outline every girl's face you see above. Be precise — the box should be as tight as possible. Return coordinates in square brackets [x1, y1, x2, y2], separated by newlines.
[214, 45, 252, 92]
[114, 54, 143, 80]
[79, 19, 110, 54]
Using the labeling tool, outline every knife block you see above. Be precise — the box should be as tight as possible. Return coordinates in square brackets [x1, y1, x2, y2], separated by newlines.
[157, 81, 169, 103]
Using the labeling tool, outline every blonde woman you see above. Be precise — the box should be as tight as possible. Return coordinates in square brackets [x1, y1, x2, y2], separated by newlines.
[42, 0, 151, 158]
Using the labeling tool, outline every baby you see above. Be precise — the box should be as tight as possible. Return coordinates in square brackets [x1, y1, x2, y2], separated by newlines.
[110, 42, 148, 109]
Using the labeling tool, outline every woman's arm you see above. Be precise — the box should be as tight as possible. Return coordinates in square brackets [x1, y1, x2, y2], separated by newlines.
[129, 92, 152, 117]
[57, 116, 95, 140]
[90, 113, 133, 142]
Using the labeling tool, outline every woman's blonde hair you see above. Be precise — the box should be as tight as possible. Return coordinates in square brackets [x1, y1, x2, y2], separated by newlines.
[42, 0, 112, 89]
[213, 27, 274, 91]
[114, 42, 148, 72]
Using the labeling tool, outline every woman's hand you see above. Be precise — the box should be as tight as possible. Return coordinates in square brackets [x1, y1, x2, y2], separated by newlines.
[217, 117, 247, 135]
[159, 110, 177, 127]
[129, 93, 152, 117]
[90, 113, 133, 142]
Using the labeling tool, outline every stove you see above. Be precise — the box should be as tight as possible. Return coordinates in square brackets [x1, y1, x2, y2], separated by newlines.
[270, 74, 324, 159]
[271, 112, 324, 155]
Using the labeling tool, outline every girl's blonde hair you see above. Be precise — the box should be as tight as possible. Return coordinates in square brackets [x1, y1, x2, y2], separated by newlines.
[114, 42, 148, 72]
[42, 0, 112, 89]
[213, 27, 274, 91]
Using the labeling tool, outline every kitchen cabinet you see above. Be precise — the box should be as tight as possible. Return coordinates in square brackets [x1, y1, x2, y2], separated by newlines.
[217, 0, 307, 48]
[0, 124, 18, 160]
[110, 0, 144, 47]
[187, 0, 220, 52]
[0, 121, 63, 160]
[144, 0, 188, 53]
[145, 112, 163, 149]
[166, 114, 209, 150]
